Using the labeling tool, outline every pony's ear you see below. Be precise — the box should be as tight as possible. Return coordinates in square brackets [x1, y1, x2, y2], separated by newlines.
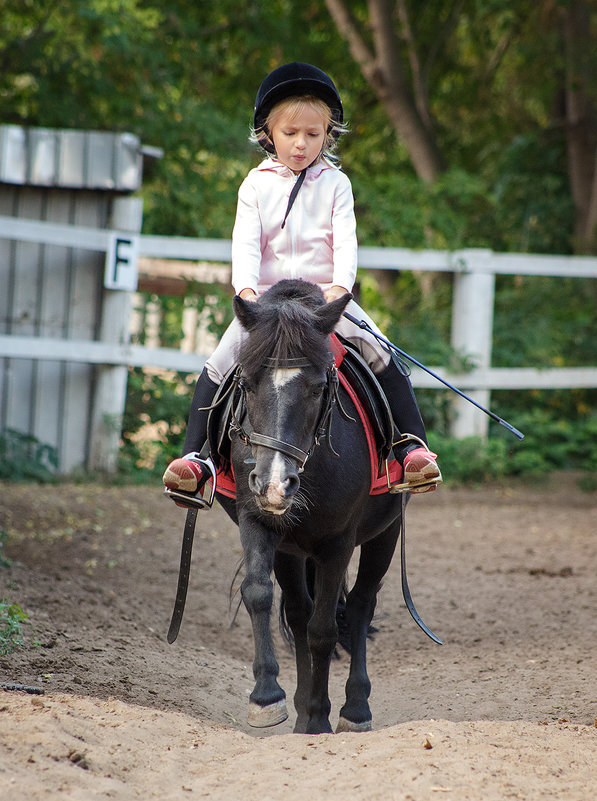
[233, 294, 261, 331]
[314, 292, 353, 335]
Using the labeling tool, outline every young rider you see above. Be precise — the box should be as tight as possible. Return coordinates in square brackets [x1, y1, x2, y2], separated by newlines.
[163, 62, 441, 508]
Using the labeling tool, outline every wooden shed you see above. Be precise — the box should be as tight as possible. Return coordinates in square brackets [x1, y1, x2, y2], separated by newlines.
[0, 125, 155, 473]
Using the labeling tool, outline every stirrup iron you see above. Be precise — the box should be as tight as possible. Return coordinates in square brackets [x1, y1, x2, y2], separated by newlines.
[385, 434, 442, 494]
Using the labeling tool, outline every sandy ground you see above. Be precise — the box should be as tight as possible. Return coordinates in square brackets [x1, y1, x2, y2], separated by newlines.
[0, 475, 595, 800]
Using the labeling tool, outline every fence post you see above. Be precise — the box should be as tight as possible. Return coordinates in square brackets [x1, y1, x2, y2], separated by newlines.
[450, 254, 495, 440]
[88, 196, 143, 471]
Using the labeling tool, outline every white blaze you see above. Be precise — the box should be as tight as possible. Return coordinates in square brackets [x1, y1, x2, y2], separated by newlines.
[262, 367, 301, 511]
[272, 367, 300, 388]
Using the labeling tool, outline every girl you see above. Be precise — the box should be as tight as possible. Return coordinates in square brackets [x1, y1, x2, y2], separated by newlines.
[163, 62, 441, 508]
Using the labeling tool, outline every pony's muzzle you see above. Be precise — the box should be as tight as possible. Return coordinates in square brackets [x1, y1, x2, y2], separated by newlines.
[249, 467, 300, 514]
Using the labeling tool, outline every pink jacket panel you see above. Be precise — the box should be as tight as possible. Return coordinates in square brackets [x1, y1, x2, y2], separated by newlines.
[231, 158, 358, 295]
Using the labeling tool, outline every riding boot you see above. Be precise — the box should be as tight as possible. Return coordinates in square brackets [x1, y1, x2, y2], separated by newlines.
[376, 359, 442, 493]
[162, 368, 219, 509]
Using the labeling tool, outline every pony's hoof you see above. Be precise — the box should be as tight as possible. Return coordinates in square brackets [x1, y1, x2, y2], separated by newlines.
[336, 716, 372, 733]
[248, 699, 288, 728]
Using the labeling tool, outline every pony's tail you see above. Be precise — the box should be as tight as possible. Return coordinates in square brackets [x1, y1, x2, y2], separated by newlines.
[228, 558, 245, 628]
[278, 593, 295, 649]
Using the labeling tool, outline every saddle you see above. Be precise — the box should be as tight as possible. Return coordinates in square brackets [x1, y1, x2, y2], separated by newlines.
[206, 334, 403, 497]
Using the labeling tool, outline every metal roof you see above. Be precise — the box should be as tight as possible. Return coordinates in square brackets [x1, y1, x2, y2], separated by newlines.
[0, 125, 161, 191]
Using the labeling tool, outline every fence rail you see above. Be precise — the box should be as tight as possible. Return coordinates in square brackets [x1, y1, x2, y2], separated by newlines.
[4, 215, 597, 277]
[2, 333, 596, 391]
[2, 214, 597, 442]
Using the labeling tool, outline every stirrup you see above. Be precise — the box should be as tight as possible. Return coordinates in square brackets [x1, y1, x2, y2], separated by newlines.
[163, 486, 216, 509]
[164, 453, 218, 509]
[385, 434, 442, 494]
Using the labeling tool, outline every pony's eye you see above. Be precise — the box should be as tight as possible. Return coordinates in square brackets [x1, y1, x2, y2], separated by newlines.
[311, 384, 325, 398]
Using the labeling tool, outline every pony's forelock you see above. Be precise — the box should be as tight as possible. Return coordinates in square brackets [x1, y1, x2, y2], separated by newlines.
[237, 281, 332, 377]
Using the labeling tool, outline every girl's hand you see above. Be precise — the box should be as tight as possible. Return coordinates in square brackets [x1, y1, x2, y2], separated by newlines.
[324, 285, 350, 302]
[239, 288, 258, 302]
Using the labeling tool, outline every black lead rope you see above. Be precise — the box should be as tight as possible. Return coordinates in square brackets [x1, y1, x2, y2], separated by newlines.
[281, 168, 307, 229]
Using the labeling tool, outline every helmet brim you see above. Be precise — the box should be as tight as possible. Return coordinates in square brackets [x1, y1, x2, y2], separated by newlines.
[254, 78, 343, 131]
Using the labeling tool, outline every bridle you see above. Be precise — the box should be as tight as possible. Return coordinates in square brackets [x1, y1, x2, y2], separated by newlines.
[229, 354, 353, 473]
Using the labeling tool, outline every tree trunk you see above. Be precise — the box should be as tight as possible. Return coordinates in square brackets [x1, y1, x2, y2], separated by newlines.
[324, 0, 444, 182]
[562, 0, 597, 253]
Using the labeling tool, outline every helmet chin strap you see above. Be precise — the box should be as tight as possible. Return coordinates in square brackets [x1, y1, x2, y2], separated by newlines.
[280, 151, 322, 229]
[281, 168, 306, 229]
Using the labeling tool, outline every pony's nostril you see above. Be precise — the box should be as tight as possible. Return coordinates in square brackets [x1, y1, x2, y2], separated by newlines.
[248, 471, 264, 495]
[283, 475, 300, 497]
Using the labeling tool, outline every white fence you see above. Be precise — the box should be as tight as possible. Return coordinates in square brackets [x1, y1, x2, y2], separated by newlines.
[1, 213, 597, 454]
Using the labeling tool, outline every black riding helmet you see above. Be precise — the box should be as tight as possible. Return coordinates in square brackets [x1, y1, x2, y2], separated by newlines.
[253, 62, 343, 154]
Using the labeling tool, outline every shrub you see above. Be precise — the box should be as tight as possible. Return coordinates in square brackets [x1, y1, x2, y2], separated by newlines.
[0, 599, 30, 656]
[0, 429, 58, 481]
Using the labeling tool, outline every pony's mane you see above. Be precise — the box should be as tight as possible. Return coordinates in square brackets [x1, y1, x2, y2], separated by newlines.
[238, 281, 331, 377]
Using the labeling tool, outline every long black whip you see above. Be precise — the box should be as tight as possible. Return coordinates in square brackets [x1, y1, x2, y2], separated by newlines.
[343, 311, 524, 441]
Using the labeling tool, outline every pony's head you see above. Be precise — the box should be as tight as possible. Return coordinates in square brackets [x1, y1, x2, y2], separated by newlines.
[232, 280, 351, 515]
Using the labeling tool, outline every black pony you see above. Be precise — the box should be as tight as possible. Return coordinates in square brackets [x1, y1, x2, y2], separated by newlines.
[210, 278, 417, 735]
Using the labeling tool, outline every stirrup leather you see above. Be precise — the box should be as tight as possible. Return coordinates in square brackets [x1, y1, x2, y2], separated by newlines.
[385, 434, 442, 494]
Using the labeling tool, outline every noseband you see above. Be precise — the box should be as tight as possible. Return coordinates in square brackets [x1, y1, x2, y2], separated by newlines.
[229, 355, 353, 472]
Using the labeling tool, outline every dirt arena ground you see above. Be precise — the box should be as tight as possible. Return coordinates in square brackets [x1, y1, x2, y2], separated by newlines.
[0, 475, 595, 800]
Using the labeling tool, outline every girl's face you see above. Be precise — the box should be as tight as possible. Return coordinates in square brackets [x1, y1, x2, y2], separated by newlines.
[269, 103, 326, 173]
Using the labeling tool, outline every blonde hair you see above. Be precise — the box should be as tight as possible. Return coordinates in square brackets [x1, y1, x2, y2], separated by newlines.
[251, 95, 347, 162]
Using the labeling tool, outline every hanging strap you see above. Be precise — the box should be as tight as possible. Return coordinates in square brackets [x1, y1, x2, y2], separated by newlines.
[281, 168, 307, 229]
[167, 507, 197, 644]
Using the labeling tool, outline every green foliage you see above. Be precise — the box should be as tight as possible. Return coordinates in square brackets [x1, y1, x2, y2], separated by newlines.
[493, 276, 597, 369]
[490, 408, 597, 475]
[429, 412, 597, 486]
[0, 599, 30, 656]
[490, 134, 575, 254]
[132, 284, 234, 348]
[352, 166, 496, 250]
[119, 368, 195, 477]
[428, 434, 509, 484]
[0, 429, 58, 481]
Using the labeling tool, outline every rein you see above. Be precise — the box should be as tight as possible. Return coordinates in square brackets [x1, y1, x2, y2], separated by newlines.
[229, 355, 354, 472]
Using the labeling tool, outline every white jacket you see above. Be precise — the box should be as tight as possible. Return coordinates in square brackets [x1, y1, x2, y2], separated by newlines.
[231, 158, 358, 295]
[205, 158, 390, 384]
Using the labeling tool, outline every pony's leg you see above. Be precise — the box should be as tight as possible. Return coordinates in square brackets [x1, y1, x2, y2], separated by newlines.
[337, 523, 400, 733]
[306, 544, 354, 735]
[239, 516, 288, 727]
[274, 552, 312, 733]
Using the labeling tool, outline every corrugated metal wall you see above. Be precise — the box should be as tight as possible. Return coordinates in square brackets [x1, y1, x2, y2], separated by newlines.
[0, 125, 147, 473]
[0, 186, 110, 471]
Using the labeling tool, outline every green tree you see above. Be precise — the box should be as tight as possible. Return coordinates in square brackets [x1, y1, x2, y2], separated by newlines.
[324, 0, 596, 253]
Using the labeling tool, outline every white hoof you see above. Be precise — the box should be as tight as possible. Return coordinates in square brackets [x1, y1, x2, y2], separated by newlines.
[248, 699, 289, 728]
[336, 716, 372, 733]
